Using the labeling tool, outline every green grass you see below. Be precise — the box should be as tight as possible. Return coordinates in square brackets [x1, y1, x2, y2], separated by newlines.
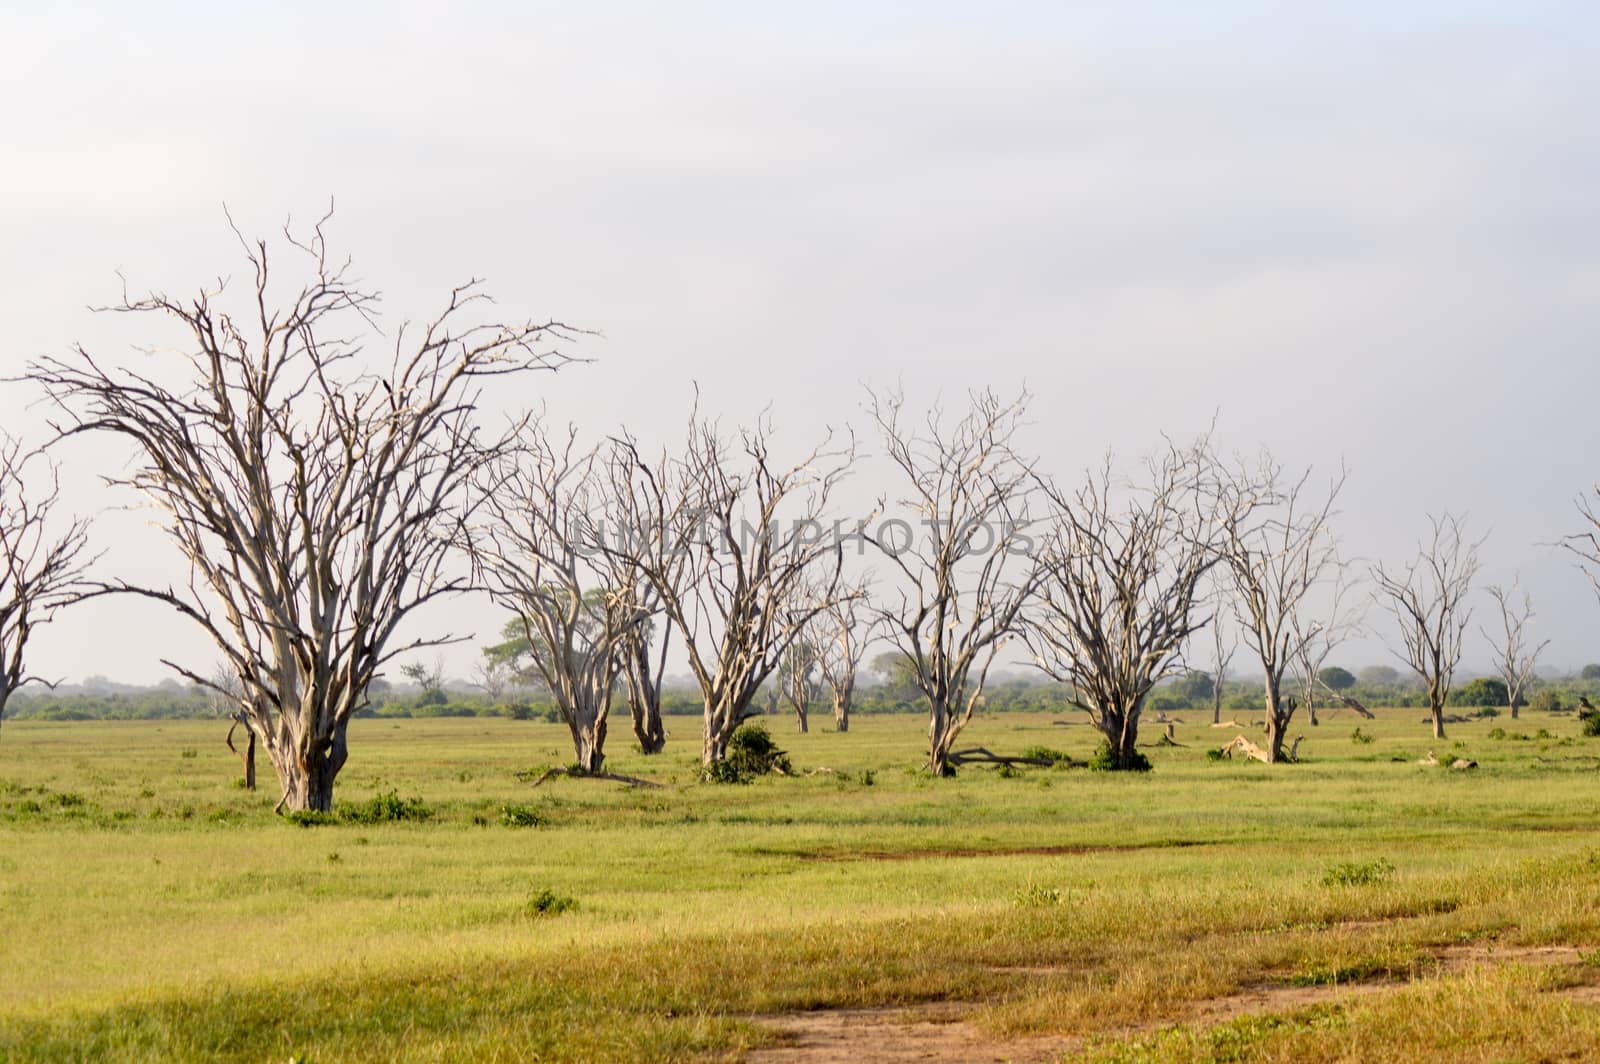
[0, 710, 1598, 1060]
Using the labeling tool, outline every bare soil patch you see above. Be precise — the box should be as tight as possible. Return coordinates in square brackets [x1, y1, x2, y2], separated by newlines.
[746, 1003, 1076, 1064]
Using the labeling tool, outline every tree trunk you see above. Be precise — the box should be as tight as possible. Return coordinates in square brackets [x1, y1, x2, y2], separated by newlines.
[1262, 679, 1291, 763]
[630, 695, 666, 754]
[270, 717, 349, 813]
[795, 702, 808, 733]
[832, 689, 850, 733]
[1431, 703, 1446, 739]
[624, 642, 667, 755]
[227, 715, 257, 791]
[702, 693, 751, 766]
[928, 700, 958, 776]
[1096, 708, 1142, 769]
[1509, 692, 1519, 721]
[559, 695, 609, 774]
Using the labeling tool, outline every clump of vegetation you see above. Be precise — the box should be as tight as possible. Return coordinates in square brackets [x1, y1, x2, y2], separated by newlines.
[1322, 858, 1396, 888]
[285, 790, 433, 827]
[339, 790, 433, 825]
[1088, 739, 1151, 772]
[1014, 881, 1065, 907]
[857, 769, 876, 787]
[704, 723, 792, 784]
[525, 887, 577, 918]
[500, 804, 546, 828]
[1530, 688, 1563, 714]
[1581, 703, 1600, 737]
[1351, 727, 1375, 745]
[1021, 745, 1073, 766]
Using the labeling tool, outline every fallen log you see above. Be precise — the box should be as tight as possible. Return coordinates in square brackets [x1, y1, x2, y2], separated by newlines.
[948, 746, 1062, 768]
[1219, 734, 1302, 763]
[519, 767, 663, 789]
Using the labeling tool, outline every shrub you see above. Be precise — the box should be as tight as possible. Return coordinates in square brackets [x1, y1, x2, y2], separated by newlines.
[706, 723, 792, 784]
[1020, 745, 1072, 766]
[1584, 713, 1600, 738]
[500, 804, 546, 828]
[1322, 858, 1395, 888]
[1350, 727, 1374, 745]
[1450, 677, 1508, 708]
[337, 790, 432, 825]
[1530, 688, 1563, 714]
[1014, 881, 1065, 907]
[525, 887, 577, 918]
[1088, 739, 1151, 772]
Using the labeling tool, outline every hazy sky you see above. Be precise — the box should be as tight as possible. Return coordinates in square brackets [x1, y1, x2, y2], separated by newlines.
[2, 2, 1598, 685]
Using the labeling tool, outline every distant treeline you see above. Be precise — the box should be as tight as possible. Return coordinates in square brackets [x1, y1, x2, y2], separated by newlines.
[7, 671, 1600, 723]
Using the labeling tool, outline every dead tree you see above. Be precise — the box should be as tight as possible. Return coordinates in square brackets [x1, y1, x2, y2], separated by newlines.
[469, 422, 646, 773]
[617, 607, 670, 754]
[1215, 454, 1344, 763]
[604, 410, 854, 766]
[1372, 513, 1482, 740]
[1206, 583, 1237, 725]
[814, 589, 868, 733]
[1025, 440, 1220, 771]
[865, 388, 1041, 776]
[28, 212, 576, 811]
[207, 660, 257, 789]
[1289, 573, 1362, 727]
[778, 634, 822, 734]
[1482, 581, 1548, 721]
[0, 436, 92, 740]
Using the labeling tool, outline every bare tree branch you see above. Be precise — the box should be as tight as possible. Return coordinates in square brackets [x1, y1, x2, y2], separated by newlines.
[25, 215, 577, 810]
[1371, 513, 1483, 739]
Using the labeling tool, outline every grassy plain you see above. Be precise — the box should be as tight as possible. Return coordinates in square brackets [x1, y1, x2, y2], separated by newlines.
[1, 708, 1599, 1061]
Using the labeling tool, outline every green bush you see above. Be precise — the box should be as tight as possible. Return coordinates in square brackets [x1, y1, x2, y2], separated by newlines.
[1350, 727, 1375, 745]
[1450, 676, 1509, 708]
[1088, 739, 1152, 773]
[1530, 688, 1563, 713]
[705, 722, 792, 784]
[500, 804, 546, 828]
[1583, 713, 1600, 738]
[525, 887, 577, 918]
[337, 790, 433, 825]
[1020, 745, 1073, 766]
[1322, 858, 1395, 888]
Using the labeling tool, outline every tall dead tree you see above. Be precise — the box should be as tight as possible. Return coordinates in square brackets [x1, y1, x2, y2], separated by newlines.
[1289, 573, 1362, 727]
[1482, 581, 1547, 720]
[0, 436, 92, 740]
[1372, 513, 1482, 740]
[617, 608, 670, 754]
[778, 634, 822, 734]
[605, 410, 854, 766]
[469, 422, 645, 773]
[866, 388, 1041, 776]
[1207, 589, 1237, 725]
[28, 213, 575, 810]
[1215, 454, 1344, 763]
[814, 589, 867, 733]
[1026, 440, 1220, 770]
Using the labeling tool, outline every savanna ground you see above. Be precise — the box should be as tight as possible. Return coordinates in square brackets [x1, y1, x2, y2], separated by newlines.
[2, 708, 1599, 1062]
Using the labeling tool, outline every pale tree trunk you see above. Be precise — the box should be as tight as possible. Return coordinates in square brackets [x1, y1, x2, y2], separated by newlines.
[1430, 691, 1447, 739]
[226, 714, 257, 791]
[795, 701, 808, 734]
[571, 713, 607, 773]
[1262, 678, 1292, 764]
[832, 679, 852, 733]
[624, 643, 667, 754]
[269, 718, 349, 813]
[701, 691, 753, 766]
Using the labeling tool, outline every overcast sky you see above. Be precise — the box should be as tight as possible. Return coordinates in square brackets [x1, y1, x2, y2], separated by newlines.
[2, 2, 1598, 685]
